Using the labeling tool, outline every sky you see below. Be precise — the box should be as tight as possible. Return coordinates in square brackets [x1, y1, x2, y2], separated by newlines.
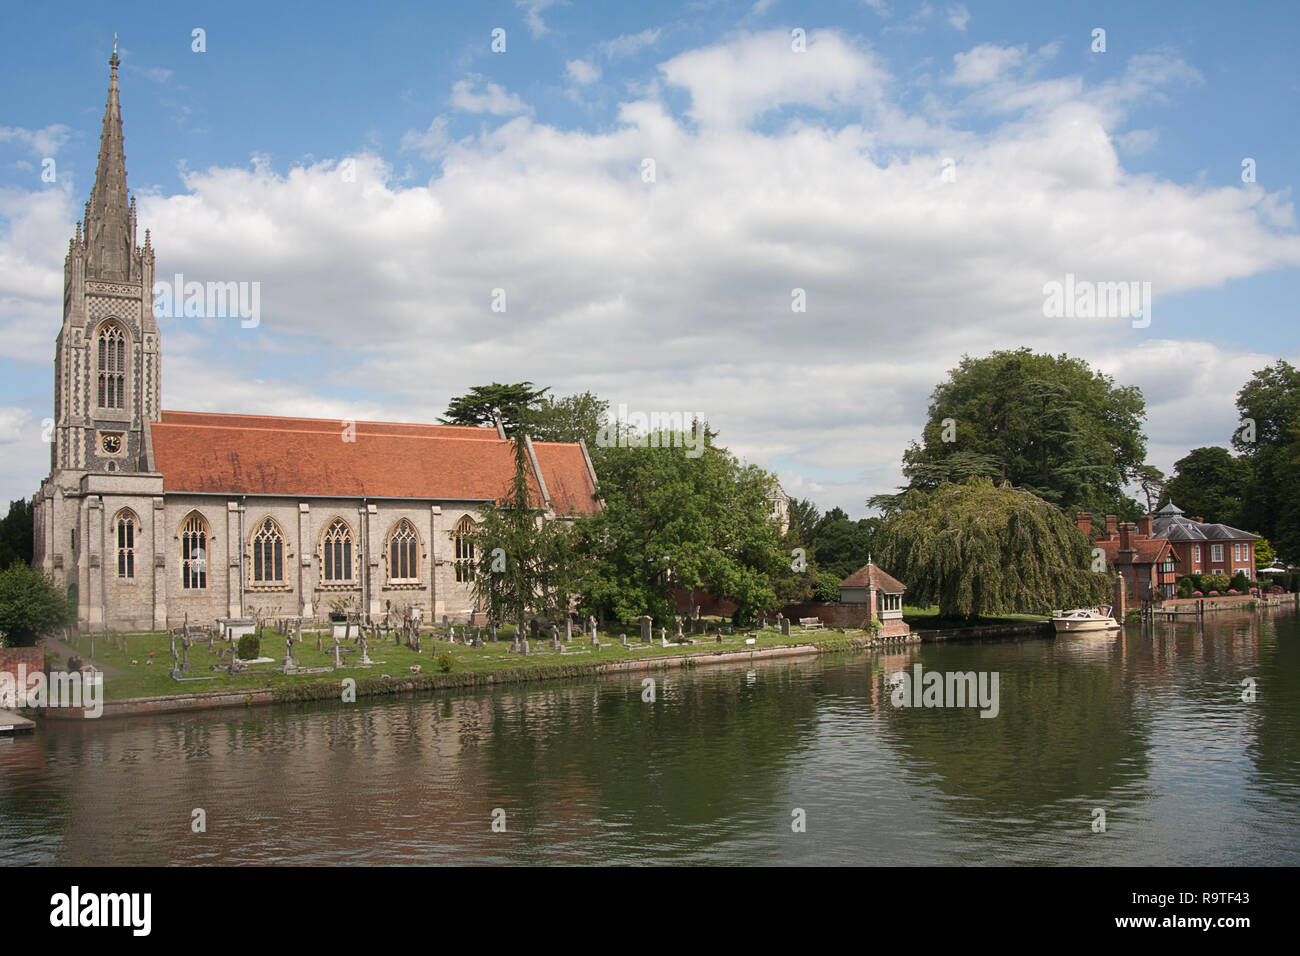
[1, 0, 1298, 517]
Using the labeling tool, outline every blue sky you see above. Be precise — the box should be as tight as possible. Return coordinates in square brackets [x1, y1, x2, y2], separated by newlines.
[2, 0, 1298, 515]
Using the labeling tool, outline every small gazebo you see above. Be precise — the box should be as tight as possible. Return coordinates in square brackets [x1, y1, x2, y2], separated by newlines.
[838, 557, 910, 637]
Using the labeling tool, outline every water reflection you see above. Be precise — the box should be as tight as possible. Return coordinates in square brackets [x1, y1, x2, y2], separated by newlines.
[1, 608, 1297, 866]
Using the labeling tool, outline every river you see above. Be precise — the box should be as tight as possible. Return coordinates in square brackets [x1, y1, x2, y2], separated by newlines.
[2, 607, 1297, 865]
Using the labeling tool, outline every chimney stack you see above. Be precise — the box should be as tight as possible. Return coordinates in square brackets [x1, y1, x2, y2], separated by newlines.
[1075, 512, 1092, 536]
[1136, 515, 1152, 537]
[1105, 515, 1118, 537]
[1119, 521, 1134, 555]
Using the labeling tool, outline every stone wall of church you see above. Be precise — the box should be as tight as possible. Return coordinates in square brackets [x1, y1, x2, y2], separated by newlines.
[152, 496, 484, 628]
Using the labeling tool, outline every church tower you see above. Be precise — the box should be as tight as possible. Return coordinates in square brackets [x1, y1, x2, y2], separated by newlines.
[52, 41, 161, 476]
[37, 41, 168, 630]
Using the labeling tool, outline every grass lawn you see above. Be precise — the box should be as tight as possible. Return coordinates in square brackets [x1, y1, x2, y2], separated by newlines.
[50, 619, 870, 702]
[903, 604, 1050, 631]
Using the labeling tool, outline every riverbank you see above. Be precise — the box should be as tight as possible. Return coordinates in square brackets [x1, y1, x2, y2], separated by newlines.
[21, 606, 1133, 723]
[38, 630, 879, 720]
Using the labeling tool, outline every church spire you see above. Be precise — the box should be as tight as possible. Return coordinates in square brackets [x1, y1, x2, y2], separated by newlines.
[85, 36, 132, 281]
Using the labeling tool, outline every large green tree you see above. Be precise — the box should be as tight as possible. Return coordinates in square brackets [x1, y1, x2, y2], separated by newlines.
[0, 563, 73, 647]
[529, 391, 609, 446]
[441, 382, 550, 434]
[0, 498, 34, 568]
[1234, 360, 1300, 561]
[892, 349, 1147, 515]
[575, 429, 787, 625]
[1163, 446, 1249, 526]
[875, 477, 1112, 621]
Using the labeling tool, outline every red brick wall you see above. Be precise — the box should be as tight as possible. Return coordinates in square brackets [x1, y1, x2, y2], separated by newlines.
[0, 647, 46, 703]
[779, 602, 872, 628]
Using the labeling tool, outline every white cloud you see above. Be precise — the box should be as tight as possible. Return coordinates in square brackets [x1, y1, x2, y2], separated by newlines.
[0, 124, 73, 158]
[449, 76, 530, 115]
[515, 0, 566, 38]
[601, 28, 662, 59]
[659, 29, 889, 128]
[949, 44, 1026, 86]
[565, 59, 601, 85]
[946, 4, 970, 30]
[2, 29, 1297, 516]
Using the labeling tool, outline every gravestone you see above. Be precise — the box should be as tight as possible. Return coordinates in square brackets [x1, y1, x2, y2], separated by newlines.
[639, 616, 652, 643]
[359, 635, 372, 666]
[589, 616, 598, 645]
[620, 634, 628, 647]
[551, 638, 561, 652]
[565, 617, 573, 643]
[660, 628, 668, 648]
[489, 622, 498, 642]
[332, 636, 342, 669]
[521, 640, 530, 656]
[675, 620, 684, 641]
[316, 633, 323, 653]
[282, 636, 295, 670]
[780, 616, 790, 636]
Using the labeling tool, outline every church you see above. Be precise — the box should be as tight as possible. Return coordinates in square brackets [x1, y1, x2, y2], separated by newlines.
[32, 51, 600, 631]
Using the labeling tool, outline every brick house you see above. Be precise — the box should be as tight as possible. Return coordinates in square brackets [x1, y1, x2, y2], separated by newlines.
[1077, 513, 1179, 603]
[1149, 502, 1259, 580]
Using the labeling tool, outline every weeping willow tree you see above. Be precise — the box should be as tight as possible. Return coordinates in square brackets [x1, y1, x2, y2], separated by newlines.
[876, 477, 1111, 620]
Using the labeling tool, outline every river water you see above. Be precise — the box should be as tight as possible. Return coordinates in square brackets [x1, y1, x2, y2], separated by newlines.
[2, 608, 1297, 866]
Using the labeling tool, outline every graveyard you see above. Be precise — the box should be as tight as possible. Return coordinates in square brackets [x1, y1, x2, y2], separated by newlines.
[51, 614, 901, 705]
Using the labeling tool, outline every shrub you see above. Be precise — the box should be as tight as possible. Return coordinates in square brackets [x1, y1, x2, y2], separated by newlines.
[0, 563, 73, 647]
[236, 634, 261, 660]
[436, 651, 454, 673]
[1229, 571, 1250, 593]
[813, 571, 842, 603]
[1176, 576, 1195, 599]
[1202, 573, 1231, 594]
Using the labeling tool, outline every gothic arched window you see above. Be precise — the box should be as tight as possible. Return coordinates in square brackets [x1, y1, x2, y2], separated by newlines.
[181, 512, 208, 589]
[251, 517, 285, 585]
[322, 518, 354, 583]
[454, 516, 476, 583]
[115, 509, 137, 579]
[97, 322, 127, 409]
[388, 520, 419, 584]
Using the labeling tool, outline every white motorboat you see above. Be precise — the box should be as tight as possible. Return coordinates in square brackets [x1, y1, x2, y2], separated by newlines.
[1051, 605, 1121, 633]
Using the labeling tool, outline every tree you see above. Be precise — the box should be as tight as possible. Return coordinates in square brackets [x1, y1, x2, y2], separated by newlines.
[441, 382, 550, 434]
[894, 349, 1147, 515]
[575, 428, 785, 625]
[809, 514, 880, 581]
[787, 498, 820, 540]
[0, 498, 34, 568]
[1255, 538, 1277, 570]
[0, 563, 73, 647]
[468, 434, 576, 632]
[529, 391, 609, 446]
[1164, 446, 1249, 526]
[875, 477, 1112, 621]
[1234, 361, 1300, 562]
[1133, 465, 1167, 516]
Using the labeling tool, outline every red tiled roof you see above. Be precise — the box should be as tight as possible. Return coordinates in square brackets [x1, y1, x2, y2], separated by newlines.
[1095, 536, 1177, 566]
[150, 411, 599, 513]
[839, 562, 907, 593]
[159, 410, 500, 440]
